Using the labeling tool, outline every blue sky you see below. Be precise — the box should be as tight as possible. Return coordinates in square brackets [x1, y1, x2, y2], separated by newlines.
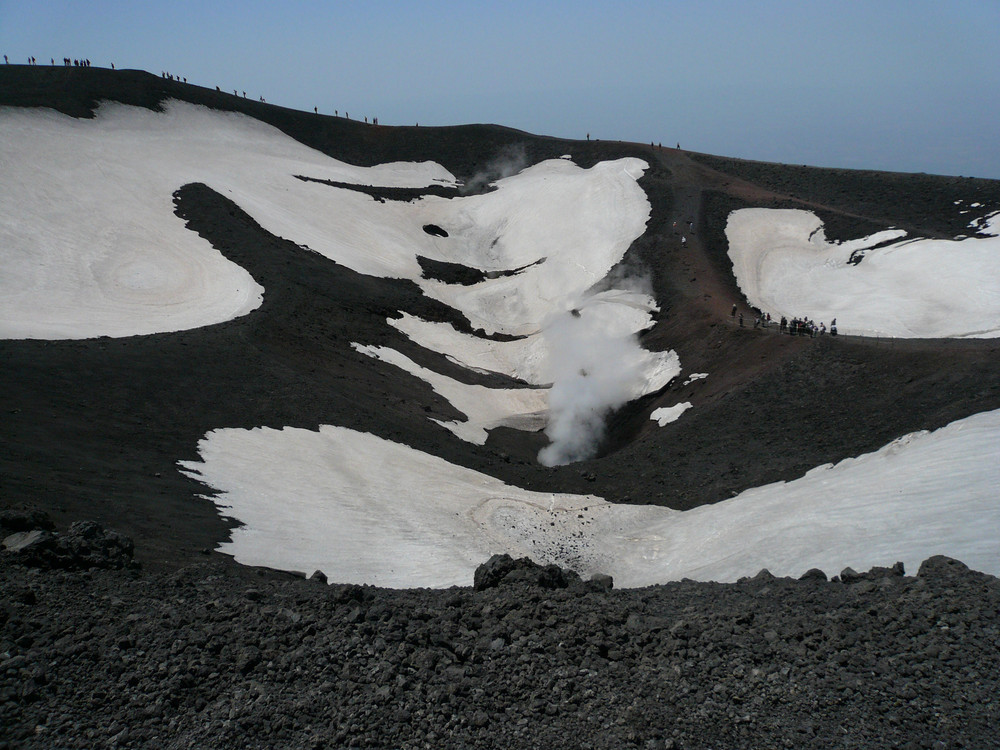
[3, 0, 999, 178]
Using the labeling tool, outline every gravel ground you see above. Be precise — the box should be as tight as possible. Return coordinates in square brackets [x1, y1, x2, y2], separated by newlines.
[3, 520, 999, 750]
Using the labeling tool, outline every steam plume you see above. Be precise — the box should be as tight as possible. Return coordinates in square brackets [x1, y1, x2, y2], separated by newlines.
[460, 144, 529, 195]
[537, 297, 650, 466]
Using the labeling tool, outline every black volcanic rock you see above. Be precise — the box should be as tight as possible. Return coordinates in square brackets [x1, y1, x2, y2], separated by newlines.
[423, 223, 449, 237]
[0, 506, 55, 533]
[2, 545, 999, 749]
[2, 520, 135, 571]
[798, 567, 827, 581]
[416, 254, 488, 285]
[473, 553, 583, 590]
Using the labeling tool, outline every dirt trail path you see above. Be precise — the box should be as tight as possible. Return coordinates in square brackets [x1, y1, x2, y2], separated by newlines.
[654, 148, 731, 307]
[632, 146, 810, 406]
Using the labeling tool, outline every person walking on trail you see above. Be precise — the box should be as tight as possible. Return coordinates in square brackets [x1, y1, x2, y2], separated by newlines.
[731, 304, 737, 318]
[738, 313, 744, 327]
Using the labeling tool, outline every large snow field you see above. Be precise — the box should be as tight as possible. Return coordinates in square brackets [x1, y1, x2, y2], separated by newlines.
[180, 408, 1000, 588]
[0, 101, 669, 442]
[726, 208, 1000, 338]
[0, 100, 652, 346]
[413, 157, 651, 338]
[2, 101, 672, 456]
[0, 101, 453, 339]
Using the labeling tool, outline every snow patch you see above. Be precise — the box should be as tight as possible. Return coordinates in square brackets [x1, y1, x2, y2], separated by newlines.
[352, 343, 547, 444]
[725, 208, 1000, 338]
[180, 408, 1000, 588]
[651, 403, 692, 426]
[0, 101, 454, 339]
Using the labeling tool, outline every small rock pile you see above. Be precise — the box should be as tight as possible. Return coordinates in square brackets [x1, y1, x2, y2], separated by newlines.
[2, 508, 135, 571]
[2, 517, 998, 749]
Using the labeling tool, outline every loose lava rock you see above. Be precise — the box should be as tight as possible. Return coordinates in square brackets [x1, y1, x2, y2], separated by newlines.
[2, 517, 999, 749]
[2, 515, 136, 572]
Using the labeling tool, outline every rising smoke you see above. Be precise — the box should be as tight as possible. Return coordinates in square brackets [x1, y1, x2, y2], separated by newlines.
[537, 284, 655, 467]
[459, 144, 529, 195]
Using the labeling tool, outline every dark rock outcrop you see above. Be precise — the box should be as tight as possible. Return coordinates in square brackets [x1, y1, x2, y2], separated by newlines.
[0, 506, 55, 533]
[2, 517, 135, 571]
[473, 553, 583, 590]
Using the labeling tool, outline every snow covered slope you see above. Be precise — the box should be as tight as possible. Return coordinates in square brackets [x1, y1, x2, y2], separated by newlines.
[0, 102, 454, 339]
[726, 208, 1000, 338]
[3, 69, 999, 587]
[180, 409, 1000, 587]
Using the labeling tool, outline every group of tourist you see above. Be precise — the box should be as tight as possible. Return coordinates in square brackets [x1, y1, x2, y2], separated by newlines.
[329, 111, 380, 124]
[731, 305, 838, 336]
[200, 79, 267, 105]
[779, 316, 837, 336]
[4, 55, 391, 126]
[6, 55, 100, 67]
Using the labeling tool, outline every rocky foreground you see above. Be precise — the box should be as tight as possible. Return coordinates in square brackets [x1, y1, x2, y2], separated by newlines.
[2, 514, 998, 749]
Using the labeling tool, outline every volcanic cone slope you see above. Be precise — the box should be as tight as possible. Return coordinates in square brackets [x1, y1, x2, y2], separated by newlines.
[2, 65, 1000, 584]
[3, 63, 1000, 750]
